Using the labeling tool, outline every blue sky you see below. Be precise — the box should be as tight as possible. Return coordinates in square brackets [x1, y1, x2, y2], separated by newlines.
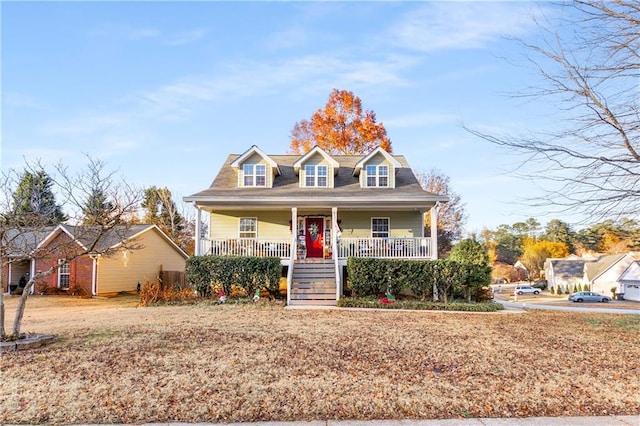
[2, 1, 565, 233]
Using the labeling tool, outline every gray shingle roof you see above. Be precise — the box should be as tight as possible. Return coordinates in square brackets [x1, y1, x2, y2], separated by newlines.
[2, 227, 56, 257]
[59, 224, 156, 252]
[584, 253, 628, 281]
[2, 224, 184, 259]
[185, 153, 448, 208]
[548, 259, 587, 278]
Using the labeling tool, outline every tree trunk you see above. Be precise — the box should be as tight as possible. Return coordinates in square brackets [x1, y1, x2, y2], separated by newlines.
[0, 288, 5, 338]
[432, 282, 439, 302]
[12, 277, 35, 337]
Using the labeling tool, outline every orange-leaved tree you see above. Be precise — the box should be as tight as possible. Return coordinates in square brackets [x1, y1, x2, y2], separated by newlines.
[289, 89, 392, 155]
[520, 238, 569, 280]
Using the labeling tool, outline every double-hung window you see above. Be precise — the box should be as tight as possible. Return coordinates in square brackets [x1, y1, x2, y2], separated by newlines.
[58, 260, 70, 290]
[243, 164, 266, 187]
[366, 165, 389, 187]
[305, 165, 328, 187]
[371, 218, 390, 238]
[239, 218, 257, 239]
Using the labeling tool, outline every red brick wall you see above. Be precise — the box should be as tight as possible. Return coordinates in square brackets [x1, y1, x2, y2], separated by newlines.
[33, 231, 93, 295]
[1, 262, 8, 293]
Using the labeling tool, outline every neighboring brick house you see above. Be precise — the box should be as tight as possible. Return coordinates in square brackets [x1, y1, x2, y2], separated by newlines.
[3, 224, 188, 296]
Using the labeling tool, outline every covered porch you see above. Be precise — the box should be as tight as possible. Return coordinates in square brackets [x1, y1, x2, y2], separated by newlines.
[193, 205, 440, 262]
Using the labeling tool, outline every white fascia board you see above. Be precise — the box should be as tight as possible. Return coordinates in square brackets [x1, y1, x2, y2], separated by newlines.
[353, 147, 402, 176]
[230, 145, 280, 175]
[292, 146, 340, 174]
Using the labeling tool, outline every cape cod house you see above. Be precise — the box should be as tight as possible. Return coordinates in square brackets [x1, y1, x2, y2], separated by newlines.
[184, 145, 448, 305]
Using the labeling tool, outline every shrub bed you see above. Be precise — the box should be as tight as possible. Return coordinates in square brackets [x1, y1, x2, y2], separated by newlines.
[186, 255, 281, 298]
[347, 258, 491, 303]
[337, 297, 504, 312]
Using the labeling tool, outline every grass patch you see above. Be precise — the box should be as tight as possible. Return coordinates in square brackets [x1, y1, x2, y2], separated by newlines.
[337, 296, 504, 312]
[1, 297, 638, 424]
[583, 315, 640, 331]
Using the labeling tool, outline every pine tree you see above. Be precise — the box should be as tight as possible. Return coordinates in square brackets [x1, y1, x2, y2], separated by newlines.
[82, 187, 115, 226]
[8, 170, 66, 226]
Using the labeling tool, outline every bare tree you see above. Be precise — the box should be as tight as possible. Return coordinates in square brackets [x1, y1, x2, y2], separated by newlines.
[416, 169, 467, 257]
[467, 1, 640, 221]
[1, 157, 142, 338]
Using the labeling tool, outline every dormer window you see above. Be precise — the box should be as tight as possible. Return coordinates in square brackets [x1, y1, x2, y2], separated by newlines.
[243, 164, 266, 187]
[366, 165, 389, 187]
[305, 165, 328, 187]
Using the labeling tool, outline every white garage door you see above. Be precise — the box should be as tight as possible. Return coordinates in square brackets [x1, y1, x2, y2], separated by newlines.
[623, 282, 640, 302]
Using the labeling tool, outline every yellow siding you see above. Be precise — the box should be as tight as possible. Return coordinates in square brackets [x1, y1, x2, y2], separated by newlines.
[338, 211, 422, 238]
[209, 210, 422, 239]
[96, 229, 186, 295]
[210, 211, 290, 239]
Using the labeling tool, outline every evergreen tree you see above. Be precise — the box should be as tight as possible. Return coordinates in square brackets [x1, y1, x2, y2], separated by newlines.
[8, 170, 66, 226]
[82, 187, 115, 226]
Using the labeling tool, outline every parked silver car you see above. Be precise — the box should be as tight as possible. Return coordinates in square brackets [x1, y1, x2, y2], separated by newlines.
[568, 291, 611, 303]
[514, 285, 540, 295]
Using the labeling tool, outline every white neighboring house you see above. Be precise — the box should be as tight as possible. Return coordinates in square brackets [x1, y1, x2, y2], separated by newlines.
[584, 253, 640, 297]
[617, 261, 640, 302]
[544, 257, 589, 293]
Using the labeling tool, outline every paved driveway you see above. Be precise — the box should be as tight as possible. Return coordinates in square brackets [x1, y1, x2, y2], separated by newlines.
[495, 294, 640, 315]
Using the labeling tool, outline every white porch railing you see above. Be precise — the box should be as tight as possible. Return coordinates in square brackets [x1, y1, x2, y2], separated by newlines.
[198, 237, 433, 259]
[337, 237, 432, 259]
[200, 238, 291, 258]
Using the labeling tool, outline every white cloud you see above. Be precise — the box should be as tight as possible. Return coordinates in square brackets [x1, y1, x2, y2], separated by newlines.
[385, 112, 459, 129]
[164, 28, 209, 46]
[134, 53, 413, 117]
[2, 92, 49, 110]
[387, 2, 541, 52]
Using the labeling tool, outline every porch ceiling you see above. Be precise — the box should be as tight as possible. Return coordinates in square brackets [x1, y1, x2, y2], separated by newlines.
[192, 198, 438, 213]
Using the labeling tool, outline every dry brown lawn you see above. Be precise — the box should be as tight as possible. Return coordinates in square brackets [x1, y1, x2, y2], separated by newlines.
[1, 295, 639, 424]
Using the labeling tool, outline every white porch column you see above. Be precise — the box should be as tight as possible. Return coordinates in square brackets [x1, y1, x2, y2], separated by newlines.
[194, 204, 202, 256]
[291, 207, 298, 240]
[332, 207, 340, 300]
[430, 204, 438, 259]
[91, 255, 98, 296]
[7, 263, 12, 294]
[288, 207, 297, 306]
[29, 259, 36, 295]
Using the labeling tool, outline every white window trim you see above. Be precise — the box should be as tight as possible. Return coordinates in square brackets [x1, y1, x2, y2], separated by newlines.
[303, 164, 328, 187]
[366, 165, 389, 187]
[58, 259, 70, 290]
[239, 217, 258, 239]
[242, 164, 267, 187]
[371, 217, 390, 239]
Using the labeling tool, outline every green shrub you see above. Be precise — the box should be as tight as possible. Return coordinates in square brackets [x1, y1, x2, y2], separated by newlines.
[550, 286, 555, 295]
[346, 258, 489, 303]
[186, 255, 281, 298]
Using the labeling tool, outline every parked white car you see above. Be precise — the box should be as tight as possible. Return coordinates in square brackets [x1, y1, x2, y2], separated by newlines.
[514, 285, 540, 295]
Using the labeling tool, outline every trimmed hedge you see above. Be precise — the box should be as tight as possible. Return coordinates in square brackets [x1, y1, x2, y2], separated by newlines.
[186, 255, 281, 298]
[337, 297, 504, 312]
[347, 258, 491, 303]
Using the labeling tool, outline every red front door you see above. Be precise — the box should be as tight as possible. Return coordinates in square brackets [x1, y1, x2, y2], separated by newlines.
[305, 217, 324, 258]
